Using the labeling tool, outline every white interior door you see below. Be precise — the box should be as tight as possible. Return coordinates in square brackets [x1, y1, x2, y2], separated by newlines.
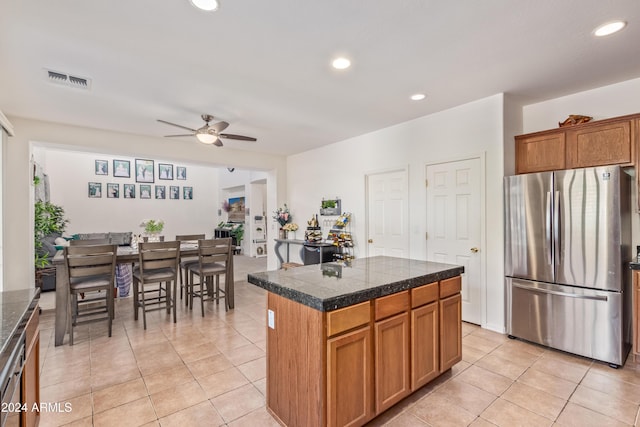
[366, 169, 409, 258]
[426, 158, 482, 325]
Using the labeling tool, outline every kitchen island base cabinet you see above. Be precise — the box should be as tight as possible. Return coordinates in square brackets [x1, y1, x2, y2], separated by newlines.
[411, 302, 439, 389]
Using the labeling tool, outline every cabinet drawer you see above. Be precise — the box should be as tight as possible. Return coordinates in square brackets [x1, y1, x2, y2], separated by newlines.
[440, 276, 461, 299]
[375, 291, 409, 321]
[411, 282, 438, 308]
[326, 302, 371, 337]
[26, 306, 39, 350]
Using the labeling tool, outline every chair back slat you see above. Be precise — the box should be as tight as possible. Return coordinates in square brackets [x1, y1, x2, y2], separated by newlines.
[176, 234, 206, 242]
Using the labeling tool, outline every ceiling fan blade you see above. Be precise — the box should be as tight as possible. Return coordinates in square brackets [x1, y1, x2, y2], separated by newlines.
[213, 139, 224, 147]
[219, 133, 257, 141]
[209, 121, 230, 133]
[164, 134, 195, 137]
[157, 119, 197, 132]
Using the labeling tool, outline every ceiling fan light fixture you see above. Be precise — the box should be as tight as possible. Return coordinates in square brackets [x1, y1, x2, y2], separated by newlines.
[190, 0, 219, 12]
[196, 131, 217, 144]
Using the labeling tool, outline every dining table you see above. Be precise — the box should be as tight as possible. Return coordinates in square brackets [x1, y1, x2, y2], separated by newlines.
[51, 242, 235, 346]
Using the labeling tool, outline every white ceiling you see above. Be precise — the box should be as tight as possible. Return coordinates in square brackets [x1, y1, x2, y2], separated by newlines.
[1, 1, 639, 156]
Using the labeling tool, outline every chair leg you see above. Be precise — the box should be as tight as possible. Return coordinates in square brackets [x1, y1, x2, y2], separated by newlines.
[133, 279, 139, 321]
[189, 271, 195, 310]
[179, 267, 184, 300]
[68, 293, 75, 346]
[172, 280, 177, 323]
[140, 283, 147, 330]
[200, 276, 207, 317]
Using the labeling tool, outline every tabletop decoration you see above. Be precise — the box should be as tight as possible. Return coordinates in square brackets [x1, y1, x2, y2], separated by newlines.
[273, 204, 292, 239]
[282, 222, 299, 239]
[140, 219, 164, 241]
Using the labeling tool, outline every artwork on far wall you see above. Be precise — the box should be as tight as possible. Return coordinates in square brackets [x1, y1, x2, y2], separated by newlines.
[170, 186, 179, 199]
[176, 166, 187, 180]
[183, 186, 193, 200]
[140, 184, 152, 199]
[155, 185, 166, 199]
[158, 163, 173, 180]
[95, 160, 108, 175]
[107, 183, 119, 198]
[124, 184, 135, 199]
[135, 159, 154, 183]
[113, 159, 131, 178]
[228, 196, 246, 222]
[88, 182, 102, 198]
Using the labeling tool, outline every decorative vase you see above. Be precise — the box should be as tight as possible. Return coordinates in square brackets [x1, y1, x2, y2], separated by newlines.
[279, 228, 286, 239]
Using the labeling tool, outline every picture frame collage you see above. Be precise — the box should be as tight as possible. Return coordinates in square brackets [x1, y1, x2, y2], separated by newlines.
[90, 159, 192, 200]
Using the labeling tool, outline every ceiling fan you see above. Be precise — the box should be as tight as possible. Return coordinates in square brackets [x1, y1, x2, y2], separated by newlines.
[157, 114, 257, 147]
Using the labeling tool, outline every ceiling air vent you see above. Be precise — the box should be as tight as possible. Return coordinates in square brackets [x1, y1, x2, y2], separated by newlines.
[45, 69, 92, 90]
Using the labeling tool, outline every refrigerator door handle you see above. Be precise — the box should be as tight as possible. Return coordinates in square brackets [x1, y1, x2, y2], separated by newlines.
[546, 191, 552, 265]
[512, 283, 608, 301]
[554, 190, 561, 264]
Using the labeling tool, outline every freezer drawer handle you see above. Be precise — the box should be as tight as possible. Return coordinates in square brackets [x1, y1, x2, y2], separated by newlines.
[512, 283, 608, 301]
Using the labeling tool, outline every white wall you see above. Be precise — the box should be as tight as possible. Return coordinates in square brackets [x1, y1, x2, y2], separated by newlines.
[287, 94, 507, 332]
[34, 147, 220, 239]
[2, 117, 287, 291]
[523, 77, 640, 133]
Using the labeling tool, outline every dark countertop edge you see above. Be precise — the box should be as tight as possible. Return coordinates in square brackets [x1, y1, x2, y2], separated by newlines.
[0, 288, 40, 360]
[630, 261, 640, 270]
[248, 266, 464, 312]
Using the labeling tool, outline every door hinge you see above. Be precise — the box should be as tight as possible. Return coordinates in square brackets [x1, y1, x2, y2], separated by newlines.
[425, 179, 428, 187]
[425, 232, 428, 240]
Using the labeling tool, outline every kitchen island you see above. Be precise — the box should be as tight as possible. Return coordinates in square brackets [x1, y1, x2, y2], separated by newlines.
[248, 256, 464, 427]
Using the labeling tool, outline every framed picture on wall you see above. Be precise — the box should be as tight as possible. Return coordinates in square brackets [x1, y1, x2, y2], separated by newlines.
[107, 183, 119, 198]
[95, 160, 108, 175]
[158, 163, 173, 180]
[135, 159, 154, 183]
[88, 182, 102, 198]
[113, 159, 131, 178]
[183, 186, 193, 200]
[170, 186, 179, 199]
[140, 184, 152, 199]
[176, 166, 187, 180]
[155, 185, 166, 199]
[228, 197, 246, 222]
[124, 184, 135, 199]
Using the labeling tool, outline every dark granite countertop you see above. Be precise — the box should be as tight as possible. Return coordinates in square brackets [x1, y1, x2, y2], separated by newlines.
[247, 256, 464, 311]
[1, 288, 40, 357]
[630, 261, 640, 270]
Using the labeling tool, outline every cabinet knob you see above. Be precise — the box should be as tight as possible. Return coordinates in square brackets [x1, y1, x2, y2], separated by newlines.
[368, 239, 373, 243]
[470, 247, 479, 253]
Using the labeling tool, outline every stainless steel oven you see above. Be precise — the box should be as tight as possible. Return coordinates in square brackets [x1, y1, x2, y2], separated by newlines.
[1, 332, 26, 427]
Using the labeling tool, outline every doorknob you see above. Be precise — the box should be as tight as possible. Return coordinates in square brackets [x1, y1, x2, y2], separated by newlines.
[368, 239, 373, 243]
[470, 247, 479, 253]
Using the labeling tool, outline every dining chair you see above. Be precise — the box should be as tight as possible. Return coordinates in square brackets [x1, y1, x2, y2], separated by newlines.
[132, 240, 180, 329]
[185, 238, 232, 316]
[175, 234, 205, 305]
[63, 244, 117, 345]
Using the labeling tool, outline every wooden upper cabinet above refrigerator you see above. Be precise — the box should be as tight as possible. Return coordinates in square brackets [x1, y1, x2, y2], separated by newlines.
[515, 113, 639, 175]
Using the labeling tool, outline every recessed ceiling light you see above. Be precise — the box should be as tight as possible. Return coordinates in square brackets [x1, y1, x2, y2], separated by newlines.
[594, 20, 626, 37]
[332, 57, 351, 70]
[190, 0, 219, 11]
[410, 93, 426, 101]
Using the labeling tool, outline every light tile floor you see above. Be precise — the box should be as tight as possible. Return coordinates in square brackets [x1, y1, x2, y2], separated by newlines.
[38, 256, 640, 426]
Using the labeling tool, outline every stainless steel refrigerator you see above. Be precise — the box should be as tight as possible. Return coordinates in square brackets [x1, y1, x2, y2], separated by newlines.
[505, 165, 632, 367]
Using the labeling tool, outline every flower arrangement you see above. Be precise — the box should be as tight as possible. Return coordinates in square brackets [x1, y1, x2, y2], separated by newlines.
[282, 223, 299, 232]
[273, 204, 291, 227]
[140, 219, 164, 234]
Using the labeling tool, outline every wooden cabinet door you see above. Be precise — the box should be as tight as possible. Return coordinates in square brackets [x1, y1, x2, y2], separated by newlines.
[411, 302, 439, 390]
[566, 120, 632, 168]
[515, 132, 566, 174]
[440, 294, 462, 372]
[374, 312, 410, 413]
[327, 326, 373, 427]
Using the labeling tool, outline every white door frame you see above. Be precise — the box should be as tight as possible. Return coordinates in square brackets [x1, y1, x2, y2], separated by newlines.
[425, 153, 487, 328]
[365, 166, 410, 259]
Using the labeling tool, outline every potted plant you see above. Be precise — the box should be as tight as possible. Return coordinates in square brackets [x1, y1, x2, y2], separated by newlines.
[34, 200, 69, 268]
[140, 219, 164, 241]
